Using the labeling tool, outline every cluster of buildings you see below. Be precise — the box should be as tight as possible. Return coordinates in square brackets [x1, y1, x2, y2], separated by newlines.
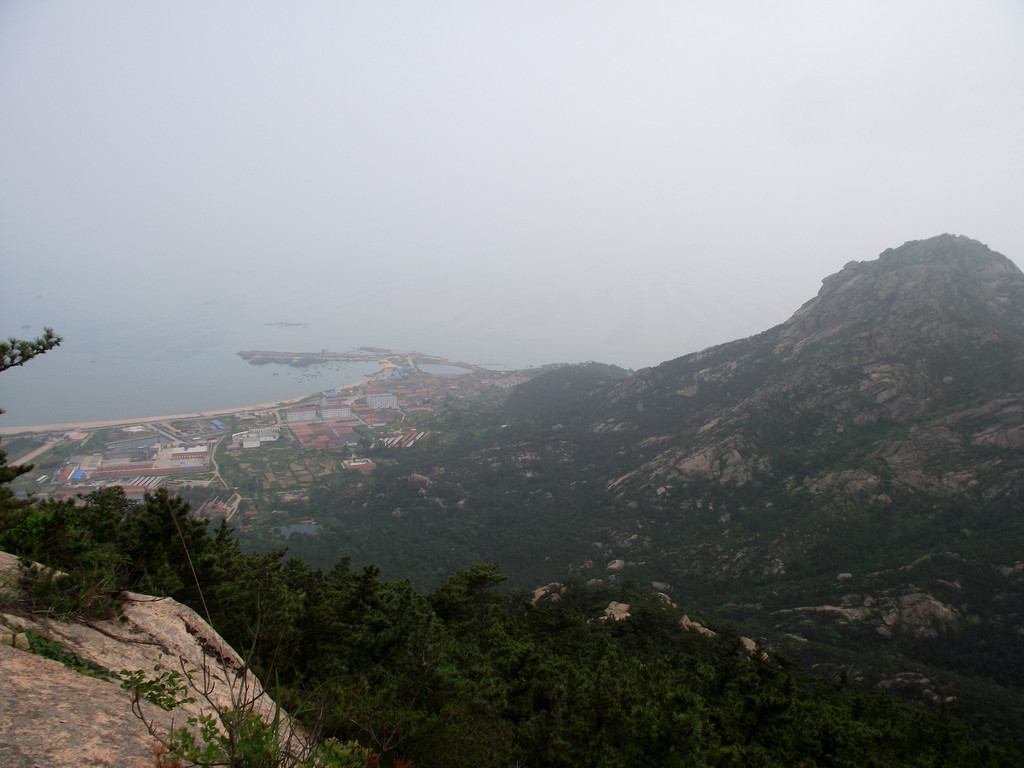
[232, 427, 281, 449]
[282, 392, 366, 449]
[49, 433, 212, 499]
[375, 427, 431, 449]
[288, 420, 360, 450]
[368, 367, 528, 412]
[284, 391, 398, 424]
[284, 393, 360, 423]
[282, 386, 407, 449]
[271, 364, 529, 451]
[194, 498, 233, 519]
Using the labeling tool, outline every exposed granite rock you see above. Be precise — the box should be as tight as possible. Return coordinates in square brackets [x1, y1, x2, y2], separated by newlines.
[0, 551, 301, 768]
[603, 236, 1024, 500]
[406, 473, 432, 490]
[602, 601, 631, 621]
[0, 641, 174, 768]
[773, 588, 959, 640]
[531, 582, 567, 604]
[680, 614, 716, 637]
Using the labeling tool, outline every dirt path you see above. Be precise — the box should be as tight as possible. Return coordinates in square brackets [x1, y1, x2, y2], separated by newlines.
[9, 442, 55, 466]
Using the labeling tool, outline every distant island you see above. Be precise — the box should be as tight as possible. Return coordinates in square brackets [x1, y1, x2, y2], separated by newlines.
[237, 347, 491, 372]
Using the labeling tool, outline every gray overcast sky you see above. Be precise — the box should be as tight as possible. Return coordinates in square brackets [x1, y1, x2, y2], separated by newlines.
[2, 1, 1023, 370]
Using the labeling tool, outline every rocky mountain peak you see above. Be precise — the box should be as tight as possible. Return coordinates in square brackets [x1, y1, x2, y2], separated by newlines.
[776, 235, 1024, 359]
[593, 234, 1024, 502]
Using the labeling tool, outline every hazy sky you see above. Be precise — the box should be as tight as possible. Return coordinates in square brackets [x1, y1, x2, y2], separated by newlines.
[2, 1, 1023, 371]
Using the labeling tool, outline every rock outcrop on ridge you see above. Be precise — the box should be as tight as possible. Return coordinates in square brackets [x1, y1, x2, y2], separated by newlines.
[0, 551, 294, 768]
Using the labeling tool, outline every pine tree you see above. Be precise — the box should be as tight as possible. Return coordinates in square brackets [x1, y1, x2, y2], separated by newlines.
[0, 327, 62, 488]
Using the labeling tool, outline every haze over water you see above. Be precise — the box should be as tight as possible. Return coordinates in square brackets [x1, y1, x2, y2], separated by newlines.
[2, 252, 797, 428]
[1, 289, 384, 427]
[3, 3, 1023, 426]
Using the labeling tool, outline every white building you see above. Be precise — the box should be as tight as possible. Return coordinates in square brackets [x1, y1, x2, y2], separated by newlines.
[232, 428, 280, 449]
[320, 397, 352, 419]
[366, 392, 398, 410]
[286, 406, 318, 423]
[171, 445, 209, 460]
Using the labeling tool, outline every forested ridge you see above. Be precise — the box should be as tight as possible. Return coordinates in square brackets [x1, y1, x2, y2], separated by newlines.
[221, 237, 1024, 754]
[0, 483, 1018, 766]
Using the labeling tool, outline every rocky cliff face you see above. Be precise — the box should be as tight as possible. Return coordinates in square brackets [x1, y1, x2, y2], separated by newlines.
[601, 235, 1024, 506]
[0, 551, 294, 768]
[546, 236, 1024, 716]
[777, 235, 1024, 357]
[475, 236, 1024, 696]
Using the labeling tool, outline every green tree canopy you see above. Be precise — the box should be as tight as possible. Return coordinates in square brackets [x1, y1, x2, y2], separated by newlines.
[1, 328, 61, 491]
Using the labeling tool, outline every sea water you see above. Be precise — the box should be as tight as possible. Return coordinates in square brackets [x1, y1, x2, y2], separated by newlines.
[0, 287, 543, 428]
[6, 262, 731, 428]
[0, 326, 382, 428]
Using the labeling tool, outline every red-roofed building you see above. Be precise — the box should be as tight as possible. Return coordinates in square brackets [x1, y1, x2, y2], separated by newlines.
[286, 406, 319, 423]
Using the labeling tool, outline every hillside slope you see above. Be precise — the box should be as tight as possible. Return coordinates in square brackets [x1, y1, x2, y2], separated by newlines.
[302, 234, 1024, 741]
[579, 235, 1024, 573]
[603, 234, 1024, 497]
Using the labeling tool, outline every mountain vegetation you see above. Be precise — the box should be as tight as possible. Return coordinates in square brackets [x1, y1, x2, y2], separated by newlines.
[4, 235, 1024, 763]
[1, 488, 1018, 766]
[243, 235, 1024, 747]
[0, 328, 61, 491]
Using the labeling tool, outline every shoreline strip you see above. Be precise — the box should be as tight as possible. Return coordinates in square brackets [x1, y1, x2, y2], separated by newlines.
[0, 395, 312, 436]
[1, 370, 382, 437]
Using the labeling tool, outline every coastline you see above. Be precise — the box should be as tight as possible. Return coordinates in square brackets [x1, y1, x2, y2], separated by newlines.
[0, 370, 385, 436]
[0, 394, 313, 436]
[0, 348, 497, 439]
[0, 365, 384, 437]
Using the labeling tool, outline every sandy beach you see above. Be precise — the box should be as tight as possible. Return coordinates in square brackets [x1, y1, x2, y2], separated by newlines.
[0, 370, 381, 437]
[0, 395, 312, 436]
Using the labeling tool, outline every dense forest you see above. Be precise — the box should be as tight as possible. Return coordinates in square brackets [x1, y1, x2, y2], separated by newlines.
[1, 483, 1019, 767]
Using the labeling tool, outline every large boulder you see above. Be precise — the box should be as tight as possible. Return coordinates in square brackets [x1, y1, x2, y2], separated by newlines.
[0, 551, 301, 767]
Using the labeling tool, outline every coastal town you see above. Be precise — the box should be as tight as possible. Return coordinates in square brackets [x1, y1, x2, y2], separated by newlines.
[1, 349, 530, 522]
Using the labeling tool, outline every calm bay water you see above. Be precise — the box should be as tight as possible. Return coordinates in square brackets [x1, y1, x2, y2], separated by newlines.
[0, 334, 383, 428]
[6, 264, 738, 428]
[0, 287, 544, 428]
